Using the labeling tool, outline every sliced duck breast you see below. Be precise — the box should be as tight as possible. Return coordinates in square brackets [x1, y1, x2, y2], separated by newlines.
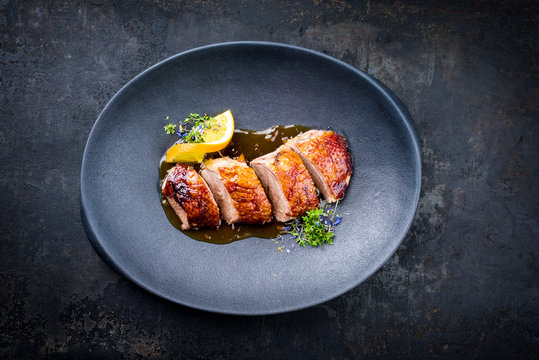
[201, 156, 272, 224]
[285, 130, 353, 202]
[251, 145, 319, 222]
[161, 164, 220, 230]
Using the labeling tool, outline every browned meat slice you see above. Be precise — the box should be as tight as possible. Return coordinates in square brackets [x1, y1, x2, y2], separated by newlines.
[201, 156, 272, 224]
[251, 145, 319, 222]
[285, 130, 353, 202]
[161, 164, 220, 230]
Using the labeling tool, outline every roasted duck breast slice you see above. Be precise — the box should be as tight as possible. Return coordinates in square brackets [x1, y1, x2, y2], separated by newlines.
[251, 145, 319, 222]
[161, 164, 220, 230]
[201, 156, 273, 225]
[285, 130, 353, 202]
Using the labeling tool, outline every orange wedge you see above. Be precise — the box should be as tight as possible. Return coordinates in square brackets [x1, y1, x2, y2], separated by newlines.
[166, 110, 235, 163]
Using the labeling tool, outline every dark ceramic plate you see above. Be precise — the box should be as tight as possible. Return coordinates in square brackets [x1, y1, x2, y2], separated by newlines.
[81, 42, 421, 315]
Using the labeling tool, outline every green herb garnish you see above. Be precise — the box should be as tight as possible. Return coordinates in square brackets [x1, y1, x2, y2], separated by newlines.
[163, 123, 176, 134]
[182, 113, 215, 143]
[164, 113, 216, 143]
[284, 201, 342, 247]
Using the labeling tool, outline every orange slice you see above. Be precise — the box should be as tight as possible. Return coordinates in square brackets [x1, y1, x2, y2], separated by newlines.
[166, 110, 234, 163]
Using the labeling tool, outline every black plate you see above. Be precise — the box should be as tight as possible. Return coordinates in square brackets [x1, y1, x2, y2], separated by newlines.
[81, 42, 421, 315]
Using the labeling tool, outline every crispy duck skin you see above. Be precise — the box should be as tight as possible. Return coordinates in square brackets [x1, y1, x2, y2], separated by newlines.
[285, 130, 353, 202]
[251, 145, 319, 222]
[162, 164, 220, 230]
[201, 156, 272, 224]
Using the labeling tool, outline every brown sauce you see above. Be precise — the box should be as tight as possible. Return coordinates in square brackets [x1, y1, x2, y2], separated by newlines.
[159, 125, 311, 244]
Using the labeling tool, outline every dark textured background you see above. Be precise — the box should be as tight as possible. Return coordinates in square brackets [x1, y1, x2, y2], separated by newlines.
[1, 0, 538, 359]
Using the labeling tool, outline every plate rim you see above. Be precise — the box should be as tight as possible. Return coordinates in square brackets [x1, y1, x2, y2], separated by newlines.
[80, 41, 422, 315]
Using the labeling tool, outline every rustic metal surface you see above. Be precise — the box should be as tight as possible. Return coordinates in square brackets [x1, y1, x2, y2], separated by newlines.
[1, 0, 537, 358]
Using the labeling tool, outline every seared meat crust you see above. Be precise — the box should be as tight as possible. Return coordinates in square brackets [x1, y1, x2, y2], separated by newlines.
[251, 145, 318, 222]
[286, 130, 353, 202]
[162, 164, 220, 229]
[204, 157, 272, 224]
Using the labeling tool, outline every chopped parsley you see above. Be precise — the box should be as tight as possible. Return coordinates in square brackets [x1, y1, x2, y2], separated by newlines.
[284, 201, 342, 247]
